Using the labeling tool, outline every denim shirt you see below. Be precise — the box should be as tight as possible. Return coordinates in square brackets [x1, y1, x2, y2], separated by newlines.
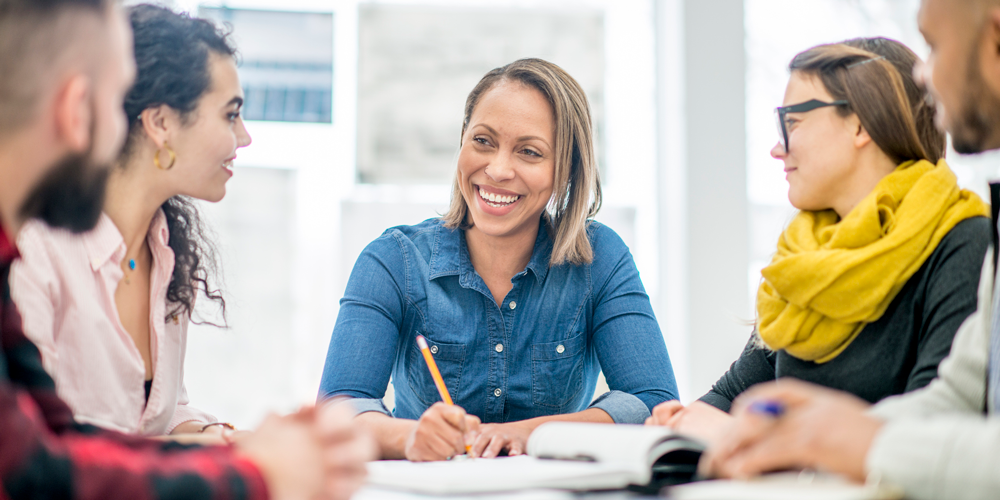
[318, 218, 678, 424]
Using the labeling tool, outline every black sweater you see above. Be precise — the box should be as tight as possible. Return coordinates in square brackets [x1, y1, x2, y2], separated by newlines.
[700, 216, 991, 412]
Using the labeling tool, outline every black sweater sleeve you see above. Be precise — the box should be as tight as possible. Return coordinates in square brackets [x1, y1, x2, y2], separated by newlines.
[906, 216, 991, 392]
[698, 333, 777, 413]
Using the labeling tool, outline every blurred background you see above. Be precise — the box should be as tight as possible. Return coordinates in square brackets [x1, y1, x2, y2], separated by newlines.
[128, 0, 1000, 428]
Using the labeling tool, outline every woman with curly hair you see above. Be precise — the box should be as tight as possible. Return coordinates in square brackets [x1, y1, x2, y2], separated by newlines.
[9, 3, 249, 438]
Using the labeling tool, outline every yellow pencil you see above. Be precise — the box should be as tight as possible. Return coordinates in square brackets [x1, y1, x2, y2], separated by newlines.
[416, 335, 470, 453]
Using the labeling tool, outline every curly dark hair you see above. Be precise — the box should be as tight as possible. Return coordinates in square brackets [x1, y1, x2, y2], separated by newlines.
[122, 4, 237, 324]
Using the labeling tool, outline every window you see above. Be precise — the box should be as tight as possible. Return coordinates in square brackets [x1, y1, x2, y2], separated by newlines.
[356, 4, 604, 184]
[200, 7, 333, 123]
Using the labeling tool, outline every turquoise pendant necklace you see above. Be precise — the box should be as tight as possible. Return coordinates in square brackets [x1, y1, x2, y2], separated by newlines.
[125, 258, 136, 284]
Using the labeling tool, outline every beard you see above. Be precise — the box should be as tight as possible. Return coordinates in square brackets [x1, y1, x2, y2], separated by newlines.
[18, 145, 112, 234]
[949, 50, 1000, 154]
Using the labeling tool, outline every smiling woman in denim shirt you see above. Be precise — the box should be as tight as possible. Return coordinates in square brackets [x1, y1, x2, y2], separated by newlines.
[318, 58, 678, 461]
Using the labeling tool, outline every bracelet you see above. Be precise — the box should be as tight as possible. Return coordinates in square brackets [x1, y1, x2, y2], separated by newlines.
[198, 422, 236, 433]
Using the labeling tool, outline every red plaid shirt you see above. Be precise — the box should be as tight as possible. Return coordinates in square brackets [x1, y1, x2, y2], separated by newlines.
[0, 225, 268, 500]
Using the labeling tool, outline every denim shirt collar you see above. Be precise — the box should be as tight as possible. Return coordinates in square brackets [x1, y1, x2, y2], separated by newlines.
[428, 218, 553, 285]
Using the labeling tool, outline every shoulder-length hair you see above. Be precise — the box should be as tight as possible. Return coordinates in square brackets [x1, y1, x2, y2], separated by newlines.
[442, 58, 602, 267]
[789, 39, 942, 164]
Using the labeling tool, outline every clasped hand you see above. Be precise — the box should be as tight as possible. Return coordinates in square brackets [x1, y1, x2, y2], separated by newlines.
[235, 402, 376, 500]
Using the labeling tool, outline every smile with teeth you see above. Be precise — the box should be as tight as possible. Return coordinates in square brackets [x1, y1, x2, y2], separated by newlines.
[479, 186, 520, 208]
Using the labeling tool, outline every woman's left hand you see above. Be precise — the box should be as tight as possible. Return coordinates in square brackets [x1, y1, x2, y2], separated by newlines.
[169, 420, 242, 445]
[469, 421, 533, 458]
[647, 401, 733, 447]
[156, 431, 236, 446]
[646, 400, 685, 426]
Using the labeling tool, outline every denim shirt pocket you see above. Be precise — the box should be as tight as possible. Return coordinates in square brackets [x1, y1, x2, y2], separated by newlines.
[531, 331, 587, 409]
[405, 332, 467, 407]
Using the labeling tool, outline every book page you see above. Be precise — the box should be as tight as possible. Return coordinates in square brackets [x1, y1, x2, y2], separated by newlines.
[527, 422, 696, 481]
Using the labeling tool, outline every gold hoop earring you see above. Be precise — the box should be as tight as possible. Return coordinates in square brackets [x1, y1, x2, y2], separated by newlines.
[154, 142, 176, 170]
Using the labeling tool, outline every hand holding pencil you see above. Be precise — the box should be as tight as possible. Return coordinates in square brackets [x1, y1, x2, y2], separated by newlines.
[403, 336, 481, 461]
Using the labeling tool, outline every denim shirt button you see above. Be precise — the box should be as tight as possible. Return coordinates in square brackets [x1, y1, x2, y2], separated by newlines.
[495, 343, 503, 353]
[494, 388, 502, 397]
[556, 344, 565, 354]
[509, 301, 517, 310]
[429, 345, 438, 354]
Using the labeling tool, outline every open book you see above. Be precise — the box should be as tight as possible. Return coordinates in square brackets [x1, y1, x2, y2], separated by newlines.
[364, 422, 705, 495]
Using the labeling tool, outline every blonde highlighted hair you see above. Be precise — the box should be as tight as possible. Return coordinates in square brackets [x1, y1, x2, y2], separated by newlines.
[442, 58, 602, 267]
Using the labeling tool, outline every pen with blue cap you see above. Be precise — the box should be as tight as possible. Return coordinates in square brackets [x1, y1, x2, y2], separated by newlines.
[747, 399, 785, 418]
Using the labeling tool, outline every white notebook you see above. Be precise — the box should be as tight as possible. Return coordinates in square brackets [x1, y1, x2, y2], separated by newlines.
[365, 422, 704, 495]
[366, 455, 633, 495]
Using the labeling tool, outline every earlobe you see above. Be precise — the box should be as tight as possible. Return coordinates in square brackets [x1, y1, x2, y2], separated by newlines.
[854, 123, 873, 149]
[54, 75, 92, 153]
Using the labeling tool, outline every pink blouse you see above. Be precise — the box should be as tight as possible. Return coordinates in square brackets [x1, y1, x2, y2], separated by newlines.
[9, 211, 216, 435]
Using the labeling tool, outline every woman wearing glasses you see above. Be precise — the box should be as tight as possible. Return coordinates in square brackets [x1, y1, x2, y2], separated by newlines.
[647, 38, 991, 443]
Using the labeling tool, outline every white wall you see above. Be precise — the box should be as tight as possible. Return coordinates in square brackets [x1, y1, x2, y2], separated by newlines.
[655, 0, 750, 402]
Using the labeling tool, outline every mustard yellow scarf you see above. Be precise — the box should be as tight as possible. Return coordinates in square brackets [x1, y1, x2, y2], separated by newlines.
[756, 159, 989, 363]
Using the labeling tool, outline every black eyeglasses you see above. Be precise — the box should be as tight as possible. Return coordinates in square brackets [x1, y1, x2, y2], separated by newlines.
[774, 99, 849, 152]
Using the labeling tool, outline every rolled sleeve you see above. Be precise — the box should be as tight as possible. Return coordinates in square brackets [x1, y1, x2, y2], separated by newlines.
[338, 397, 392, 418]
[588, 390, 651, 423]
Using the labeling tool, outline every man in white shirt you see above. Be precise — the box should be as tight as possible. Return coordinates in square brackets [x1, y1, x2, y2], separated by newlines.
[701, 1, 1000, 498]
